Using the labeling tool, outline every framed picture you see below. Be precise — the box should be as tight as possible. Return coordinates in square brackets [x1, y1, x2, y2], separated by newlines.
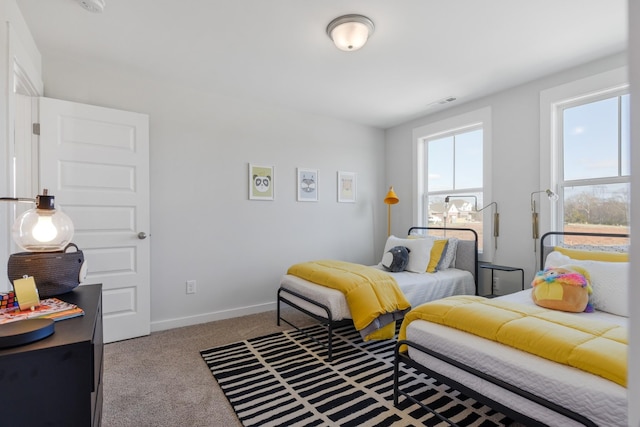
[249, 164, 274, 200]
[337, 171, 357, 203]
[297, 168, 318, 202]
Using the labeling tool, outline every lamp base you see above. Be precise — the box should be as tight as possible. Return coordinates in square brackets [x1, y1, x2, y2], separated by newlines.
[7, 246, 84, 297]
[0, 318, 54, 349]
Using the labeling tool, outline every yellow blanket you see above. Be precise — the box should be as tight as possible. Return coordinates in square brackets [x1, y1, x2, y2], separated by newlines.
[399, 295, 627, 387]
[287, 260, 410, 340]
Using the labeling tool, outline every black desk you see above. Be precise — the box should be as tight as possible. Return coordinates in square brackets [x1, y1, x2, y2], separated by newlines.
[0, 284, 103, 426]
[479, 263, 524, 297]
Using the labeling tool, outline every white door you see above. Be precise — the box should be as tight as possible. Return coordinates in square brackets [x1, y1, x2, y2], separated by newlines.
[38, 97, 150, 343]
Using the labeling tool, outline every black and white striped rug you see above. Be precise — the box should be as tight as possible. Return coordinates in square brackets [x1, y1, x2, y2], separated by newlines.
[201, 323, 513, 426]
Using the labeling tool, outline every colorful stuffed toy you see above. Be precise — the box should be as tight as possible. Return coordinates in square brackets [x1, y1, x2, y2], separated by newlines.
[531, 265, 593, 313]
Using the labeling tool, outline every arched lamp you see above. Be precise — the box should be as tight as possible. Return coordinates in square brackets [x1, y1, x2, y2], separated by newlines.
[326, 14, 375, 51]
[444, 195, 500, 249]
[384, 186, 399, 236]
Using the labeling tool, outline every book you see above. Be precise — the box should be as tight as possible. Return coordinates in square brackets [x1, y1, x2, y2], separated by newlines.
[0, 297, 84, 324]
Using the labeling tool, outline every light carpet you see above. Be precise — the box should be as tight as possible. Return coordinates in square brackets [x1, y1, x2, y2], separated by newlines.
[201, 323, 514, 426]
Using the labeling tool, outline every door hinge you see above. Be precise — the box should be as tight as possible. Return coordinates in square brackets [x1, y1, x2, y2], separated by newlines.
[32, 123, 40, 135]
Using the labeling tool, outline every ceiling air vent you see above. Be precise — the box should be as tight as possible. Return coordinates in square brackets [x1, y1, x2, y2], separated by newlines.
[426, 96, 457, 108]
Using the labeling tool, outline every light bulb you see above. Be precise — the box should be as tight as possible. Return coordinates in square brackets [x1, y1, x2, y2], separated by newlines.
[31, 215, 58, 243]
[546, 189, 559, 201]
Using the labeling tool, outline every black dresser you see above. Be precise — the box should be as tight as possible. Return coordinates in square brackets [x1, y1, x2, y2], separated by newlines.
[0, 284, 103, 426]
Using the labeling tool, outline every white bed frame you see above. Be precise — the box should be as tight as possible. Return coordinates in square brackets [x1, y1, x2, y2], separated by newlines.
[277, 227, 478, 361]
[393, 230, 629, 426]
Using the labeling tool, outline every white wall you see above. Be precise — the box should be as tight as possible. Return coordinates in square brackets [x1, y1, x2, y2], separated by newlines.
[628, 2, 639, 425]
[39, 57, 386, 330]
[384, 52, 628, 295]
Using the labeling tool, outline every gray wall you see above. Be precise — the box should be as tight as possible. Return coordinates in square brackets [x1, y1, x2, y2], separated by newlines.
[40, 56, 387, 330]
[384, 52, 628, 295]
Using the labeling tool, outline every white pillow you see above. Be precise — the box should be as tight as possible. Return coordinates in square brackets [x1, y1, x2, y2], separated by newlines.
[544, 251, 629, 316]
[380, 235, 433, 273]
[578, 259, 628, 317]
[544, 250, 572, 269]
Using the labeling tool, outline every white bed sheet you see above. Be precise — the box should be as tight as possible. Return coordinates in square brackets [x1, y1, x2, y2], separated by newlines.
[279, 265, 475, 321]
[405, 289, 627, 426]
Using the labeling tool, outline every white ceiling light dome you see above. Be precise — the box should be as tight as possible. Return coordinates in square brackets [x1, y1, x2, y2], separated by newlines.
[77, 0, 105, 13]
[326, 14, 374, 52]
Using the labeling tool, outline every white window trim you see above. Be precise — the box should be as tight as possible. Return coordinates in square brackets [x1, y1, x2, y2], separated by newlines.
[540, 67, 628, 232]
[412, 106, 493, 259]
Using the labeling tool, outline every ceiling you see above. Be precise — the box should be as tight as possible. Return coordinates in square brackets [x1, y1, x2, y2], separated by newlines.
[15, 0, 628, 129]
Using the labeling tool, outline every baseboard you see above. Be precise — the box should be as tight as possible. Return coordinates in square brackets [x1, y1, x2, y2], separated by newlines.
[150, 301, 277, 332]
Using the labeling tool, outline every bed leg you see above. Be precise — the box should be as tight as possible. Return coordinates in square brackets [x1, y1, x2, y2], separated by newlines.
[327, 321, 333, 362]
[276, 286, 340, 362]
[276, 293, 281, 326]
[393, 343, 400, 406]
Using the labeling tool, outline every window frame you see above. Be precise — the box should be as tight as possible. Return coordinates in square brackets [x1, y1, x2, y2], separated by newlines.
[558, 91, 630, 231]
[413, 107, 493, 259]
[540, 67, 629, 235]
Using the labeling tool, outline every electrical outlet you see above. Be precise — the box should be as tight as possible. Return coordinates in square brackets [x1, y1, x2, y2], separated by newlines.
[186, 280, 197, 294]
[492, 277, 500, 292]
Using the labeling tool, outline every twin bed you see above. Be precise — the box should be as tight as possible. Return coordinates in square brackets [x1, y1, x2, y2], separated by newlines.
[277, 227, 478, 361]
[395, 231, 629, 426]
[277, 228, 628, 425]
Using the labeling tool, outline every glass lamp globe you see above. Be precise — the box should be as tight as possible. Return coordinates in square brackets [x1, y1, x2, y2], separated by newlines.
[326, 15, 375, 52]
[11, 193, 74, 252]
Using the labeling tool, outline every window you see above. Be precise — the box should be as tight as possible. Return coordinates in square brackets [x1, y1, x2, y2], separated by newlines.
[541, 67, 629, 247]
[413, 108, 492, 255]
[558, 92, 630, 241]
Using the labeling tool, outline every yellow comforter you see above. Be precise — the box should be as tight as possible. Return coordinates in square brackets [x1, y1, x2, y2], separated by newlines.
[399, 295, 627, 387]
[287, 260, 410, 340]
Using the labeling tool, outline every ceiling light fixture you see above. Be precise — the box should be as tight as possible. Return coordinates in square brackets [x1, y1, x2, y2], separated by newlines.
[77, 0, 105, 13]
[326, 14, 374, 52]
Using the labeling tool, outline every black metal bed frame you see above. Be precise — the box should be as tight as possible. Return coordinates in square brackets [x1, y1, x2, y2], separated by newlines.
[393, 230, 629, 426]
[277, 227, 478, 362]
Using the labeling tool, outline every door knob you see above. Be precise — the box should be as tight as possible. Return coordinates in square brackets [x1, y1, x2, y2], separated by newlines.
[138, 232, 148, 240]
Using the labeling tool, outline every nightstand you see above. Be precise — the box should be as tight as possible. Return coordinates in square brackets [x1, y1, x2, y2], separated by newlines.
[0, 284, 103, 426]
[479, 263, 524, 298]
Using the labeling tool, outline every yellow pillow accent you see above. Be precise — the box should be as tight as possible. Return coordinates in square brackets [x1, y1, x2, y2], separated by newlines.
[426, 239, 448, 273]
[554, 246, 628, 262]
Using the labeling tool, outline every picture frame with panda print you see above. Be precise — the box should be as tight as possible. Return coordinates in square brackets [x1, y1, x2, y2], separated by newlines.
[337, 171, 357, 203]
[249, 163, 274, 200]
[296, 168, 318, 202]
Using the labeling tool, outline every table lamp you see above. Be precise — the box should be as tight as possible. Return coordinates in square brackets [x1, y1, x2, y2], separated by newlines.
[7, 189, 74, 252]
[0, 189, 76, 348]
